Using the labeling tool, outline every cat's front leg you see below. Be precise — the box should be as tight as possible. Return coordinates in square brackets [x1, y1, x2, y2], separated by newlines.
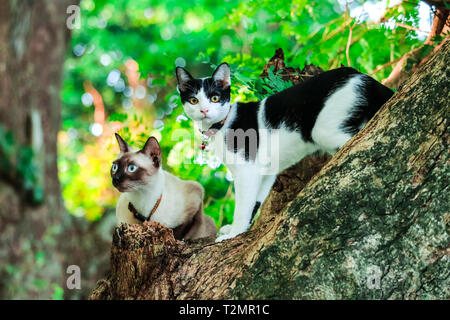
[216, 165, 261, 242]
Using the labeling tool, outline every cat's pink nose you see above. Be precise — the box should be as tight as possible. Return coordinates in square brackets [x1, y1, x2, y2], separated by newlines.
[200, 109, 208, 115]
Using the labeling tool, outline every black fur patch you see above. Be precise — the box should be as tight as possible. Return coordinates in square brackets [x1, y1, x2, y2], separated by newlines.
[264, 67, 365, 142]
[341, 74, 393, 134]
[178, 78, 231, 106]
[226, 101, 260, 161]
[251, 201, 261, 220]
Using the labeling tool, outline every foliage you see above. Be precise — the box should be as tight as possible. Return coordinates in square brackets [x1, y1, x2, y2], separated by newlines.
[2, 249, 64, 299]
[60, 0, 431, 225]
[0, 125, 43, 203]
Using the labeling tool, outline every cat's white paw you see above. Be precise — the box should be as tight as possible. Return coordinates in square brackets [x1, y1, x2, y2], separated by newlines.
[218, 224, 232, 236]
[215, 232, 237, 242]
[216, 223, 249, 242]
[215, 227, 246, 242]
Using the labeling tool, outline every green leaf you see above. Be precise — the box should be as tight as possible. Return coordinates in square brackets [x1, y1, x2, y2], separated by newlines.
[109, 112, 128, 122]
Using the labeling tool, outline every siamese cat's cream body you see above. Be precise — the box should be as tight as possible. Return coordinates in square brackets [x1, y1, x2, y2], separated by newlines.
[112, 134, 216, 240]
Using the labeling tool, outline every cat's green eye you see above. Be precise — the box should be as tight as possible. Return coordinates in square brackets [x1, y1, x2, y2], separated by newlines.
[112, 163, 118, 172]
[210, 95, 220, 103]
[189, 97, 198, 105]
[127, 164, 138, 173]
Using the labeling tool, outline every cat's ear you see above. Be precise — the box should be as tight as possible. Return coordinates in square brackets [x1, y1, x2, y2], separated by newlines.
[115, 133, 131, 153]
[176, 67, 194, 91]
[212, 62, 231, 88]
[141, 136, 161, 168]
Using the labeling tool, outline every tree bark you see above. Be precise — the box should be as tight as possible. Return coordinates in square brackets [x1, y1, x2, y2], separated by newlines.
[91, 38, 449, 300]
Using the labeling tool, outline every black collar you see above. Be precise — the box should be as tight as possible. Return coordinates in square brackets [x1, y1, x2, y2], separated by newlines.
[209, 120, 226, 131]
[200, 115, 229, 136]
[128, 202, 149, 222]
[128, 194, 162, 223]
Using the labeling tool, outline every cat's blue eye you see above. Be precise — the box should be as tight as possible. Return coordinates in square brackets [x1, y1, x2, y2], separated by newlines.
[111, 164, 118, 172]
[127, 164, 138, 173]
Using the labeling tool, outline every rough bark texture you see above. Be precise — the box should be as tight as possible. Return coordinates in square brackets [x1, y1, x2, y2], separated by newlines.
[91, 39, 449, 300]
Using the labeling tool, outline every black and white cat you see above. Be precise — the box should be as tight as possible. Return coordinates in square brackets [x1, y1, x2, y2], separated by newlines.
[176, 63, 393, 242]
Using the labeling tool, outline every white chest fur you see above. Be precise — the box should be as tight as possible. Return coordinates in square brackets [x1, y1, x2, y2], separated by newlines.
[117, 171, 188, 228]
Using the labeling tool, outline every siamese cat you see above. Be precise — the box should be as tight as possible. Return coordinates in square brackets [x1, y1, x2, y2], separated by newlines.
[176, 63, 393, 242]
[111, 133, 216, 240]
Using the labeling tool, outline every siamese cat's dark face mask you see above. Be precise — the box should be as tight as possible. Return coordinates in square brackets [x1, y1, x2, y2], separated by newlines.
[111, 134, 161, 192]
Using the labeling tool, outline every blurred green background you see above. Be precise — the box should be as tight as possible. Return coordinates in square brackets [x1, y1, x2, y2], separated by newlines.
[60, 0, 433, 229]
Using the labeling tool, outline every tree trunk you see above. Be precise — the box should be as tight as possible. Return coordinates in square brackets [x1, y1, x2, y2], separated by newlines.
[90, 38, 449, 300]
[0, 0, 77, 299]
